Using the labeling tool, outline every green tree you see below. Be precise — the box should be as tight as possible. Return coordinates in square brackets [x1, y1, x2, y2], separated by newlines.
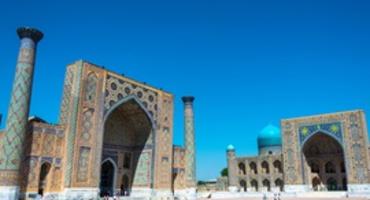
[221, 167, 228, 177]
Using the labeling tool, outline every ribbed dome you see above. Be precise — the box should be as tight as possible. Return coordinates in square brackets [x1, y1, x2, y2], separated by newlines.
[257, 124, 281, 149]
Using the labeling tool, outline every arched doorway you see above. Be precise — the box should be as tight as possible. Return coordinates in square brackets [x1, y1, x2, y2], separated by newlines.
[262, 179, 271, 192]
[100, 97, 154, 197]
[302, 132, 347, 191]
[275, 179, 284, 192]
[100, 159, 116, 196]
[327, 177, 338, 191]
[240, 180, 247, 192]
[38, 162, 51, 196]
[250, 179, 258, 192]
[121, 174, 130, 196]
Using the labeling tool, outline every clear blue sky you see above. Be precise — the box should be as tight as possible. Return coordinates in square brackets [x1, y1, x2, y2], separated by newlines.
[1, 0, 370, 180]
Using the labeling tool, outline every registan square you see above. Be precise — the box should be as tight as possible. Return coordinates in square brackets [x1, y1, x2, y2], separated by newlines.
[1, 1, 370, 200]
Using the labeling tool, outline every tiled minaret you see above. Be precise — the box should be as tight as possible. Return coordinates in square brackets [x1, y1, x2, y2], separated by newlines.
[0, 27, 43, 199]
[182, 96, 196, 189]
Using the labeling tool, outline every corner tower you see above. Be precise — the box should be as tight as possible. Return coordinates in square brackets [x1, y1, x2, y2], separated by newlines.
[0, 27, 43, 199]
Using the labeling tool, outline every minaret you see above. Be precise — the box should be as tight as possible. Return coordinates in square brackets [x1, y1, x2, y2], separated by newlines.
[0, 27, 43, 198]
[182, 96, 196, 189]
[226, 145, 238, 192]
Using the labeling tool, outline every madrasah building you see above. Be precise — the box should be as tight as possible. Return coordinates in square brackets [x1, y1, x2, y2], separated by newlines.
[226, 110, 370, 198]
[0, 27, 197, 200]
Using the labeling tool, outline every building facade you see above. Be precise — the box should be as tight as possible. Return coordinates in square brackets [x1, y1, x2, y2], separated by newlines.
[227, 110, 370, 196]
[0, 27, 196, 200]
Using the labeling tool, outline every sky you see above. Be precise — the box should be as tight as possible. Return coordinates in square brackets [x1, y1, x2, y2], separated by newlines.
[1, 0, 370, 180]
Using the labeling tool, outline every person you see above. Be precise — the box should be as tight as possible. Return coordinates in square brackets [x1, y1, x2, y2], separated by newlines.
[120, 184, 124, 196]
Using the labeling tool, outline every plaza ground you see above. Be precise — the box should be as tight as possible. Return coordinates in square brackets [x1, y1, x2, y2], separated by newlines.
[198, 198, 367, 200]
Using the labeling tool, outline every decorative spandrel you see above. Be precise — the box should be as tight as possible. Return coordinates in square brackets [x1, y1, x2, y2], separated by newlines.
[104, 75, 158, 121]
[299, 122, 343, 145]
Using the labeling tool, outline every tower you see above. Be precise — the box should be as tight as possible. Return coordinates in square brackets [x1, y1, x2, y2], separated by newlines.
[226, 145, 238, 192]
[182, 96, 196, 192]
[0, 27, 43, 200]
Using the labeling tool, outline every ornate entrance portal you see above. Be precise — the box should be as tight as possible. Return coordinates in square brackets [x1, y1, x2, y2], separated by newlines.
[99, 97, 154, 196]
[302, 132, 347, 191]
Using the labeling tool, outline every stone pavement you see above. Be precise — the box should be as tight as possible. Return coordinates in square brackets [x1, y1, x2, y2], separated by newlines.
[198, 198, 367, 200]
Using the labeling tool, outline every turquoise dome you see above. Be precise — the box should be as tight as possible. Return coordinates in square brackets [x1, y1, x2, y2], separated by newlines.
[257, 124, 282, 149]
[227, 144, 235, 151]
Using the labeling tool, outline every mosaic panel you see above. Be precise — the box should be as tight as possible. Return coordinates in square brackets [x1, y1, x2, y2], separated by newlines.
[77, 147, 91, 182]
[299, 122, 343, 145]
[59, 66, 74, 124]
[133, 151, 151, 186]
[84, 72, 98, 104]
[104, 74, 158, 122]
[81, 108, 94, 142]
[1, 59, 35, 171]
[64, 62, 84, 187]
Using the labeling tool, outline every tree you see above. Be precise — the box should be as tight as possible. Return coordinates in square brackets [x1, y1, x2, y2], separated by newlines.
[221, 167, 228, 177]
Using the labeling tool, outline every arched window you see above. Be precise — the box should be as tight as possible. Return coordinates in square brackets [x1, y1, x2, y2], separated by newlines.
[273, 160, 282, 173]
[310, 161, 320, 173]
[325, 162, 336, 173]
[249, 162, 257, 174]
[239, 180, 247, 192]
[238, 162, 246, 175]
[261, 161, 269, 174]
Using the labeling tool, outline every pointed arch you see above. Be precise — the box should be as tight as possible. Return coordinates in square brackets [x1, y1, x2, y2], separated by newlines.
[103, 95, 156, 129]
[238, 162, 246, 175]
[261, 161, 269, 174]
[38, 161, 52, 196]
[100, 95, 156, 195]
[100, 158, 118, 196]
[301, 129, 343, 148]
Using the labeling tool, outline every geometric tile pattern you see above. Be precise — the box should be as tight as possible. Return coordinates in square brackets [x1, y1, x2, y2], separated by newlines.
[133, 151, 151, 186]
[0, 36, 38, 187]
[64, 62, 84, 187]
[84, 72, 98, 104]
[77, 147, 91, 182]
[104, 74, 158, 122]
[59, 66, 74, 124]
[182, 97, 196, 187]
[299, 122, 343, 145]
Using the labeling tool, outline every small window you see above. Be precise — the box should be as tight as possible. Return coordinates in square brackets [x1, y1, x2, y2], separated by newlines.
[268, 151, 273, 155]
[123, 153, 131, 169]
